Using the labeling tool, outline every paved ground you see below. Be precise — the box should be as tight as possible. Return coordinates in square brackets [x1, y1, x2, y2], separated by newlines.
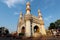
[0, 36, 60, 40]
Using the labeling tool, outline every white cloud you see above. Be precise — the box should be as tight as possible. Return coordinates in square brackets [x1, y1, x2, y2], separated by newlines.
[3, 0, 26, 8]
[3, 0, 34, 8]
[44, 16, 52, 21]
[14, 12, 19, 15]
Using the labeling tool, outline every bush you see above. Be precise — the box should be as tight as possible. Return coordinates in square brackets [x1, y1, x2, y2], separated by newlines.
[19, 33, 24, 37]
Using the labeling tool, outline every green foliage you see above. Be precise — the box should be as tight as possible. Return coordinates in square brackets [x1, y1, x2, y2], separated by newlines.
[55, 19, 60, 29]
[48, 19, 60, 30]
[0, 27, 9, 36]
[5, 29, 9, 35]
[19, 33, 24, 37]
[48, 23, 56, 30]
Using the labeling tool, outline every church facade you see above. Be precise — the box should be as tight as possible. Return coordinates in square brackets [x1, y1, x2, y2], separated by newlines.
[17, 2, 46, 37]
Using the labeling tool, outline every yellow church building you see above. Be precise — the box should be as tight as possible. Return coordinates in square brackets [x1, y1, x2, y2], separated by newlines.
[17, 2, 46, 37]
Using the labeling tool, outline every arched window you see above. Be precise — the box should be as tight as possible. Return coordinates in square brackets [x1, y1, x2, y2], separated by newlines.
[21, 27, 25, 34]
[34, 25, 39, 33]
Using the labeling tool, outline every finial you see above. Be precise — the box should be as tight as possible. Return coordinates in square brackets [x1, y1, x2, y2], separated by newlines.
[38, 9, 41, 13]
[38, 9, 43, 20]
[20, 11, 22, 15]
[26, 2, 31, 14]
[38, 9, 41, 16]
[26, 2, 30, 6]
[20, 11, 23, 18]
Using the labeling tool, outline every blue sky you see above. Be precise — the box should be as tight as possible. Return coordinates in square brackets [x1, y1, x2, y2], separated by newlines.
[0, 0, 60, 32]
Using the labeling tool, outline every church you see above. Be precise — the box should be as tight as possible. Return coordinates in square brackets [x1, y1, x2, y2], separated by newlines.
[17, 2, 46, 37]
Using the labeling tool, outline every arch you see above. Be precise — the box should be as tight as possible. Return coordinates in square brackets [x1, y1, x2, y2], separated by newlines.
[34, 25, 39, 33]
[21, 27, 25, 34]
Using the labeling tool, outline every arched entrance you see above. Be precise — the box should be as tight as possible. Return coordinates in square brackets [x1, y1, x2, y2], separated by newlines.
[34, 25, 39, 33]
[21, 27, 25, 34]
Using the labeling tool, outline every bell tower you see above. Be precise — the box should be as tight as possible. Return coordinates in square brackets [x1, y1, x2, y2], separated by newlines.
[25, 2, 32, 37]
[38, 9, 46, 35]
[17, 12, 23, 34]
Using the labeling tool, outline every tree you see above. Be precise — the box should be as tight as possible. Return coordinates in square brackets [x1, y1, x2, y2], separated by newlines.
[48, 19, 60, 30]
[55, 19, 60, 29]
[0, 27, 9, 36]
[19, 33, 24, 37]
[48, 23, 56, 30]
[5, 29, 9, 35]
